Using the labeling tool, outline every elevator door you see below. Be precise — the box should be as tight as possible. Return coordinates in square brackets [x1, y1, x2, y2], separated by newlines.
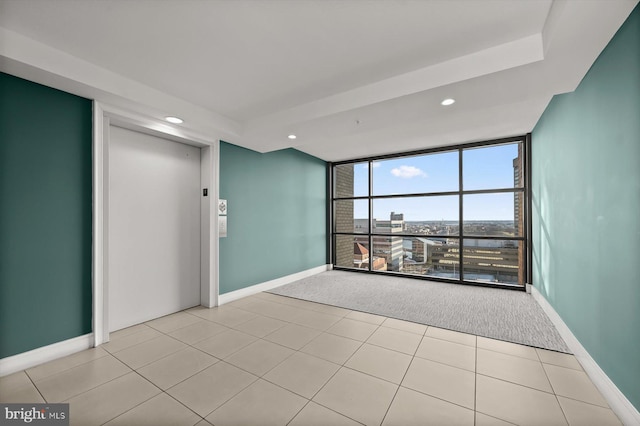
[108, 125, 201, 331]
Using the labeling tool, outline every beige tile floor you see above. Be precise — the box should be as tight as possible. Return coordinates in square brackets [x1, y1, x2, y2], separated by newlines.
[0, 292, 622, 426]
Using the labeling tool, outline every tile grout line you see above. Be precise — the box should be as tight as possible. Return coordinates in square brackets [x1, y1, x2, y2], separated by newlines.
[284, 399, 313, 426]
[539, 353, 572, 426]
[71, 322, 210, 425]
[118, 301, 484, 422]
[244, 344, 360, 425]
[338, 322, 381, 367]
[193, 372, 260, 423]
[168, 299, 362, 396]
[256, 293, 354, 318]
[102, 326, 162, 355]
[173, 308, 266, 422]
[378, 324, 428, 425]
[411, 350, 476, 373]
[23, 370, 47, 403]
[275, 331, 354, 426]
[476, 345, 540, 362]
[32, 354, 133, 405]
[112, 314, 259, 410]
[474, 334, 478, 426]
[387, 329, 489, 415]
[189, 309, 259, 330]
[137, 351, 222, 399]
[133, 368, 206, 425]
[475, 372, 559, 396]
[108, 333, 190, 372]
[423, 332, 477, 348]
[23, 348, 110, 384]
[7, 293, 602, 426]
[198, 305, 319, 424]
[195, 306, 336, 416]
[287, 318, 373, 425]
[304, 400, 367, 426]
[95, 369, 172, 426]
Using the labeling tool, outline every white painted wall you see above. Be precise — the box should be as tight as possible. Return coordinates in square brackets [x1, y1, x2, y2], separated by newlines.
[199, 145, 217, 307]
[108, 125, 201, 331]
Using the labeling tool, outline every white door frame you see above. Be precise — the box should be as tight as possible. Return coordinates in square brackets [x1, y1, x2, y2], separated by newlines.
[92, 101, 219, 346]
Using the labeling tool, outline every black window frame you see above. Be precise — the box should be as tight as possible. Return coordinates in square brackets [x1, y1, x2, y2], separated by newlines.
[328, 134, 531, 291]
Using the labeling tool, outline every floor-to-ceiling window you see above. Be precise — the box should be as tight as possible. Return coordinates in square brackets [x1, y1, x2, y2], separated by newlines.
[331, 136, 528, 289]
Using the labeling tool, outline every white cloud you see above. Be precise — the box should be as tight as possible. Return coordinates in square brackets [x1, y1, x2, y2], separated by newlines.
[391, 165, 427, 178]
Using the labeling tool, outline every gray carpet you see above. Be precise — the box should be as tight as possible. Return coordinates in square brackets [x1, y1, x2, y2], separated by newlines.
[269, 270, 570, 353]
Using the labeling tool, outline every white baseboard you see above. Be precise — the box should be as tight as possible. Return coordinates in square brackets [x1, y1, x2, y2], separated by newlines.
[0, 334, 94, 377]
[531, 286, 640, 425]
[218, 264, 330, 305]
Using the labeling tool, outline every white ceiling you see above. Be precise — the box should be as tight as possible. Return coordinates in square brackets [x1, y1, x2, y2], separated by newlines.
[0, 0, 637, 161]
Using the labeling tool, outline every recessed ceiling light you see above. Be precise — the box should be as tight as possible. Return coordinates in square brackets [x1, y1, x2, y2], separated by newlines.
[288, 134, 297, 140]
[441, 98, 455, 106]
[165, 116, 183, 124]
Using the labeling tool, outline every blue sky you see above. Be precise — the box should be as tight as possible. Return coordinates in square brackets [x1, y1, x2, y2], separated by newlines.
[351, 143, 520, 221]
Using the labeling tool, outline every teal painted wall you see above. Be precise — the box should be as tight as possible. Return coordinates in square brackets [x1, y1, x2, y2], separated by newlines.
[532, 5, 640, 410]
[219, 142, 327, 294]
[0, 73, 93, 358]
